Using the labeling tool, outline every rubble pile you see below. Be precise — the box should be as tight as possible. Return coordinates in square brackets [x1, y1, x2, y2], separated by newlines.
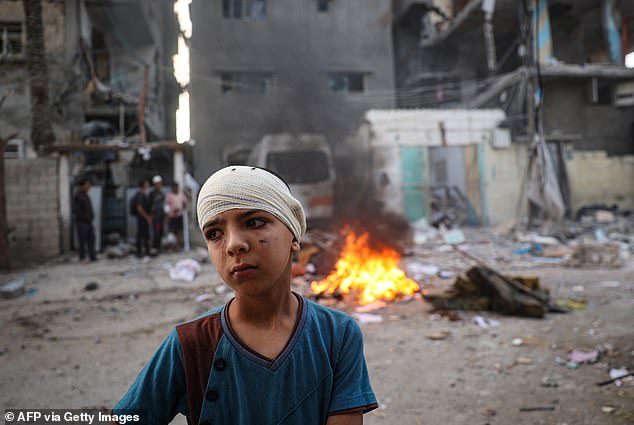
[424, 266, 550, 318]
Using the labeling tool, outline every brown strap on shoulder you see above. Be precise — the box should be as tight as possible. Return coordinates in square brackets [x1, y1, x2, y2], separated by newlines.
[176, 313, 223, 425]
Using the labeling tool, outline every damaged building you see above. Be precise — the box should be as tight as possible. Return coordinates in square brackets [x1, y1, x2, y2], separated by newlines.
[1, 0, 180, 264]
[391, 0, 634, 222]
[1, 0, 178, 150]
[188, 0, 397, 178]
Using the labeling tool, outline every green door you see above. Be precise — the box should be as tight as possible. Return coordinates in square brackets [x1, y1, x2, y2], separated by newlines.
[400, 146, 429, 222]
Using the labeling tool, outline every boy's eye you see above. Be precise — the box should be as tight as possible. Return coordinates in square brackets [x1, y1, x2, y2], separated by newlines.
[246, 218, 266, 229]
[205, 229, 222, 241]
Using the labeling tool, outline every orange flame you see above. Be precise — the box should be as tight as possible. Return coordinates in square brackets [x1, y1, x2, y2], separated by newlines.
[311, 230, 420, 305]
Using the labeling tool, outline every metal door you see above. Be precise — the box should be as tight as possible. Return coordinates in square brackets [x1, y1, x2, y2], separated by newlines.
[400, 146, 429, 221]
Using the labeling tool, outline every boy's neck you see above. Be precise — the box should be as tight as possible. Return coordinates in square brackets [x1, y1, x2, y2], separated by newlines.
[231, 287, 298, 328]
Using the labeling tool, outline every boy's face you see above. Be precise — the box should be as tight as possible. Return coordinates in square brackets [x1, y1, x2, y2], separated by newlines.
[203, 209, 300, 296]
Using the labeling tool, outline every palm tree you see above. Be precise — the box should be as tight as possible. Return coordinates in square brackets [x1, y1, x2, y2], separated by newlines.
[0, 134, 13, 269]
[23, 0, 55, 150]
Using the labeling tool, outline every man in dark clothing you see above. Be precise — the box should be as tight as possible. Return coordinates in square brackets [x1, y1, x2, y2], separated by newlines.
[73, 178, 97, 263]
[132, 179, 152, 257]
[148, 175, 166, 254]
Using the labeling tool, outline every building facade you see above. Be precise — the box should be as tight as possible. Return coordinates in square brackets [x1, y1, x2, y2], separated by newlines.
[391, 0, 634, 215]
[0, 0, 177, 151]
[189, 0, 396, 179]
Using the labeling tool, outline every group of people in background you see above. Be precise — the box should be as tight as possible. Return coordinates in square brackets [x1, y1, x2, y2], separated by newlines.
[73, 175, 188, 263]
[131, 175, 188, 258]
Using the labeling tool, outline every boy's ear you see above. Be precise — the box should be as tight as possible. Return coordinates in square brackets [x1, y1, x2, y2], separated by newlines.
[291, 238, 301, 252]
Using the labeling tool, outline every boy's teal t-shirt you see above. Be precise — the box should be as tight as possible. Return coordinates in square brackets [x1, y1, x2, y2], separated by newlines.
[115, 296, 378, 424]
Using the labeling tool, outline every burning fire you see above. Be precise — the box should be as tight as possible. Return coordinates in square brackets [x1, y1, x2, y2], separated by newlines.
[311, 230, 420, 305]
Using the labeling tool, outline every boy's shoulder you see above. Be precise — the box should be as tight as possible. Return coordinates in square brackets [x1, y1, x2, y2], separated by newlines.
[175, 305, 224, 345]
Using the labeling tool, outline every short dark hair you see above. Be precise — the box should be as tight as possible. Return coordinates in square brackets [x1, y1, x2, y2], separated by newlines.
[138, 178, 150, 187]
[78, 178, 90, 186]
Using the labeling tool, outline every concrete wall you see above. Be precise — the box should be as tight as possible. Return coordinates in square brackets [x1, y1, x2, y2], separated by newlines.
[484, 144, 634, 223]
[566, 150, 634, 212]
[542, 81, 634, 156]
[190, 0, 396, 180]
[482, 142, 527, 225]
[5, 158, 61, 264]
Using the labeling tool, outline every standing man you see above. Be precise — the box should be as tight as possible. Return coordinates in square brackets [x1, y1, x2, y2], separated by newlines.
[73, 178, 97, 263]
[131, 179, 152, 258]
[166, 182, 188, 250]
[148, 175, 166, 254]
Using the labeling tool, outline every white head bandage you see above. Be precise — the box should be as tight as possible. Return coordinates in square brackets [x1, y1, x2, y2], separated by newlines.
[197, 166, 306, 240]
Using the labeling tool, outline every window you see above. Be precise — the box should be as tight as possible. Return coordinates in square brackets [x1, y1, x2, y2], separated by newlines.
[219, 71, 273, 94]
[266, 151, 330, 184]
[317, 0, 330, 12]
[328, 72, 365, 93]
[91, 29, 110, 81]
[222, 0, 266, 20]
[0, 22, 25, 59]
[589, 78, 612, 105]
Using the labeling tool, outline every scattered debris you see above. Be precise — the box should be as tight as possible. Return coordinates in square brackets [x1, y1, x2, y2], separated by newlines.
[84, 282, 99, 291]
[567, 350, 599, 365]
[601, 406, 616, 414]
[509, 356, 533, 367]
[354, 301, 387, 313]
[194, 247, 211, 263]
[555, 299, 587, 310]
[405, 262, 439, 277]
[168, 259, 201, 282]
[567, 242, 626, 268]
[596, 280, 620, 288]
[1, 277, 26, 299]
[411, 218, 437, 245]
[541, 376, 559, 388]
[353, 313, 383, 324]
[194, 293, 212, 303]
[104, 243, 132, 259]
[438, 270, 455, 279]
[480, 407, 496, 417]
[599, 368, 634, 387]
[442, 228, 466, 245]
[511, 338, 524, 346]
[426, 331, 451, 340]
[519, 406, 556, 412]
[214, 285, 228, 295]
[472, 315, 500, 329]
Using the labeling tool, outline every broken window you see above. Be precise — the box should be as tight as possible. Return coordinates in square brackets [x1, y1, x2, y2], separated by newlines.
[328, 72, 365, 93]
[0, 22, 24, 58]
[589, 78, 612, 105]
[317, 0, 330, 12]
[222, 0, 266, 20]
[266, 151, 330, 184]
[91, 29, 110, 82]
[219, 71, 273, 94]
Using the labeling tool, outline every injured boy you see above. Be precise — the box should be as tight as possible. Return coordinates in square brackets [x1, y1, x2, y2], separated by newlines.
[115, 166, 378, 425]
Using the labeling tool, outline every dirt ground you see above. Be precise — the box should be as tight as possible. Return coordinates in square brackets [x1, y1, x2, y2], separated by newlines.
[1, 234, 633, 425]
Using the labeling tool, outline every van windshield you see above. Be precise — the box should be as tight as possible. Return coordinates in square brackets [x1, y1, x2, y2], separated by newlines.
[266, 151, 330, 184]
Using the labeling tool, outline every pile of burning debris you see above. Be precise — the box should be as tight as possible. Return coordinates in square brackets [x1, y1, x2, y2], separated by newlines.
[291, 204, 630, 318]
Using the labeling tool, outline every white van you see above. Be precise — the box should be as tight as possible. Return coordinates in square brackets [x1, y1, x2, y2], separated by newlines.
[246, 133, 335, 221]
